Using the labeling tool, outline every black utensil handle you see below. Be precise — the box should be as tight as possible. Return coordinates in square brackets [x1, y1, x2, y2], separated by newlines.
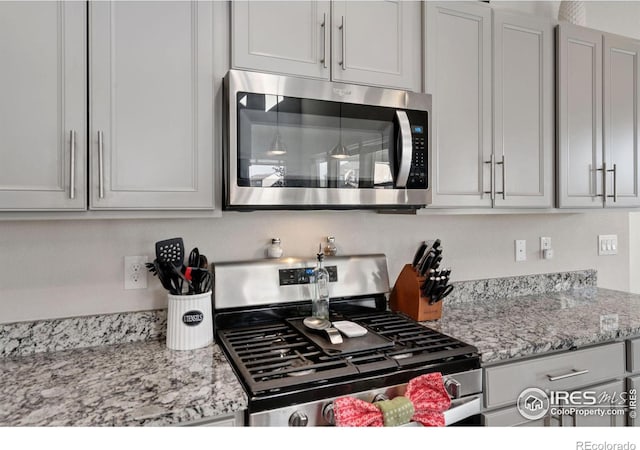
[435, 285, 454, 303]
[412, 241, 427, 267]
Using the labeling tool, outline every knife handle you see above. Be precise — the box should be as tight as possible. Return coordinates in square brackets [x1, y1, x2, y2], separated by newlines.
[412, 241, 427, 268]
[434, 284, 454, 304]
[419, 254, 434, 276]
[421, 276, 436, 296]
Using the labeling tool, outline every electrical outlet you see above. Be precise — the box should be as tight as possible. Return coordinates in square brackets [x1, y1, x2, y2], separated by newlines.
[515, 240, 526, 262]
[598, 235, 618, 256]
[124, 256, 148, 290]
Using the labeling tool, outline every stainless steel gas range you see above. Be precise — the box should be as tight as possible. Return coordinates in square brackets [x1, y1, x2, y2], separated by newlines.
[213, 254, 482, 426]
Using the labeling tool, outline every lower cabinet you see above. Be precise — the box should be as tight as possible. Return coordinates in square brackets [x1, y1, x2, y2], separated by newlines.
[183, 411, 245, 427]
[482, 342, 627, 427]
[483, 405, 561, 427]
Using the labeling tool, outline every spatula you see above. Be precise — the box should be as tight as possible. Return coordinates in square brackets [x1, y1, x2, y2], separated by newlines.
[155, 237, 185, 268]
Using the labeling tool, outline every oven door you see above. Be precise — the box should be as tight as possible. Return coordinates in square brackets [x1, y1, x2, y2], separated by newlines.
[248, 393, 482, 427]
[224, 70, 431, 210]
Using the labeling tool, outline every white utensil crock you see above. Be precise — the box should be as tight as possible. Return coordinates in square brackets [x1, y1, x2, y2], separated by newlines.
[166, 291, 213, 350]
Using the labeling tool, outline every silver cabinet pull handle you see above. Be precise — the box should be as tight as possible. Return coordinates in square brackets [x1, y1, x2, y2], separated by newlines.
[69, 130, 76, 200]
[320, 13, 327, 69]
[607, 163, 617, 202]
[98, 131, 105, 199]
[483, 154, 495, 200]
[495, 155, 506, 200]
[339, 16, 346, 70]
[547, 369, 589, 382]
[596, 164, 606, 198]
[594, 163, 607, 197]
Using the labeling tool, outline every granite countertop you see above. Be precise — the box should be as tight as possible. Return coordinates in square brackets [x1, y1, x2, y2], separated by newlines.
[425, 287, 640, 365]
[0, 270, 631, 425]
[0, 339, 247, 426]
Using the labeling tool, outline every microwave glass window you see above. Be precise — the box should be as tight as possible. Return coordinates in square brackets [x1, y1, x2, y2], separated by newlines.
[237, 92, 396, 189]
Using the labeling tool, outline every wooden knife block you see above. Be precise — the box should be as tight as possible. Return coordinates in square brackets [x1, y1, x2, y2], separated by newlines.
[390, 264, 442, 321]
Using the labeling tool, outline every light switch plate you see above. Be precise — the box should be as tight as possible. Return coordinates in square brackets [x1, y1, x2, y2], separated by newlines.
[540, 237, 552, 251]
[598, 235, 618, 256]
[515, 240, 526, 262]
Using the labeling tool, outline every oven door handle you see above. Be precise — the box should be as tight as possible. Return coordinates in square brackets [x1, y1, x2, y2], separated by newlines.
[443, 394, 482, 426]
[397, 394, 482, 427]
[394, 110, 412, 188]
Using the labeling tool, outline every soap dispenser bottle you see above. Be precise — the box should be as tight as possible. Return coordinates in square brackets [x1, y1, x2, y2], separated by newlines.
[312, 244, 330, 320]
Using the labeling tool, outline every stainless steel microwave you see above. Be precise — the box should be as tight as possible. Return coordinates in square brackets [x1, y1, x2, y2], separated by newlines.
[223, 70, 432, 210]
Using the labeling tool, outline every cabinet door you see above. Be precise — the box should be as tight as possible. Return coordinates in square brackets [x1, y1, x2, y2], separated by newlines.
[331, 1, 420, 90]
[561, 379, 626, 427]
[493, 11, 554, 208]
[603, 34, 640, 208]
[0, 1, 86, 211]
[483, 405, 561, 427]
[557, 24, 604, 208]
[425, 2, 492, 208]
[231, 1, 330, 80]
[90, 1, 214, 210]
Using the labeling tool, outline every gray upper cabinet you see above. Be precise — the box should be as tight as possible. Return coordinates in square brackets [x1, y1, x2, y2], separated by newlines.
[603, 34, 640, 208]
[493, 11, 554, 208]
[231, 1, 331, 80]
[425, 2, 493, 208]
[426, 3, 554, 209]
[89, 1, 214, 210]
[331, 1, 420, 90]
[557, 24, 603, 208]
[231, 0, 420, 91]
[0, 1, 87, 211]
[558, 23, 640, 209]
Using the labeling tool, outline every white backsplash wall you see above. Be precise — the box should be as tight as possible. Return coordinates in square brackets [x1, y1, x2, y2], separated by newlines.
[0, 211, 629, 323]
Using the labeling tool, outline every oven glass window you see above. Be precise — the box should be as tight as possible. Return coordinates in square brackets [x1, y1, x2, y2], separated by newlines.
[237, 92, 396, 189]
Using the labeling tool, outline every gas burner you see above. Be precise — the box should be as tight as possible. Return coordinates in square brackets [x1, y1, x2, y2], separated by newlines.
[286, 357, 316, 377]
[270, 348, 290, 356]
[391, 353, 413, 360]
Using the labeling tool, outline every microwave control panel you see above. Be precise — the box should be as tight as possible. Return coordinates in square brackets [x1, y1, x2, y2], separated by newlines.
[279, 266, 338, 286]
[407, 124, 427, 189]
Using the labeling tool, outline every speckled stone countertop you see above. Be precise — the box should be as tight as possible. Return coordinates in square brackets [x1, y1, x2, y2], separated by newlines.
[0, 340, 247, 426]
[425, 287, 640, 365]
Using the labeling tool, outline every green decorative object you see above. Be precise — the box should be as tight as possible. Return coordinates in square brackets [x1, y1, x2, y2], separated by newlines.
[374, 396, 415, 427]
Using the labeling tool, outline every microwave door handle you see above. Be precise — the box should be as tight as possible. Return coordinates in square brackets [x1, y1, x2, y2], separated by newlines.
[395, 110, 412, 188]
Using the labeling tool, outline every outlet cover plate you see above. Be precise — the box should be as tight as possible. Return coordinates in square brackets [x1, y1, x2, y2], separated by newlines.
[540, 237, 552, 251]
[515, 240, 526, 262]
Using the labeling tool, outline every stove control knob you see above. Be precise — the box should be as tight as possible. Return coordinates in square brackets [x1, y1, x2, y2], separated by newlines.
[444, 377, 462, 399]
[288, 411, 309, 427]
[322, 403, 335, 425]
[372, 393, 389, 403]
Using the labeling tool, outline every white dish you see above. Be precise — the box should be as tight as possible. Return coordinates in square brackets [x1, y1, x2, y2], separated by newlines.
[332, 320, 368, 338]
